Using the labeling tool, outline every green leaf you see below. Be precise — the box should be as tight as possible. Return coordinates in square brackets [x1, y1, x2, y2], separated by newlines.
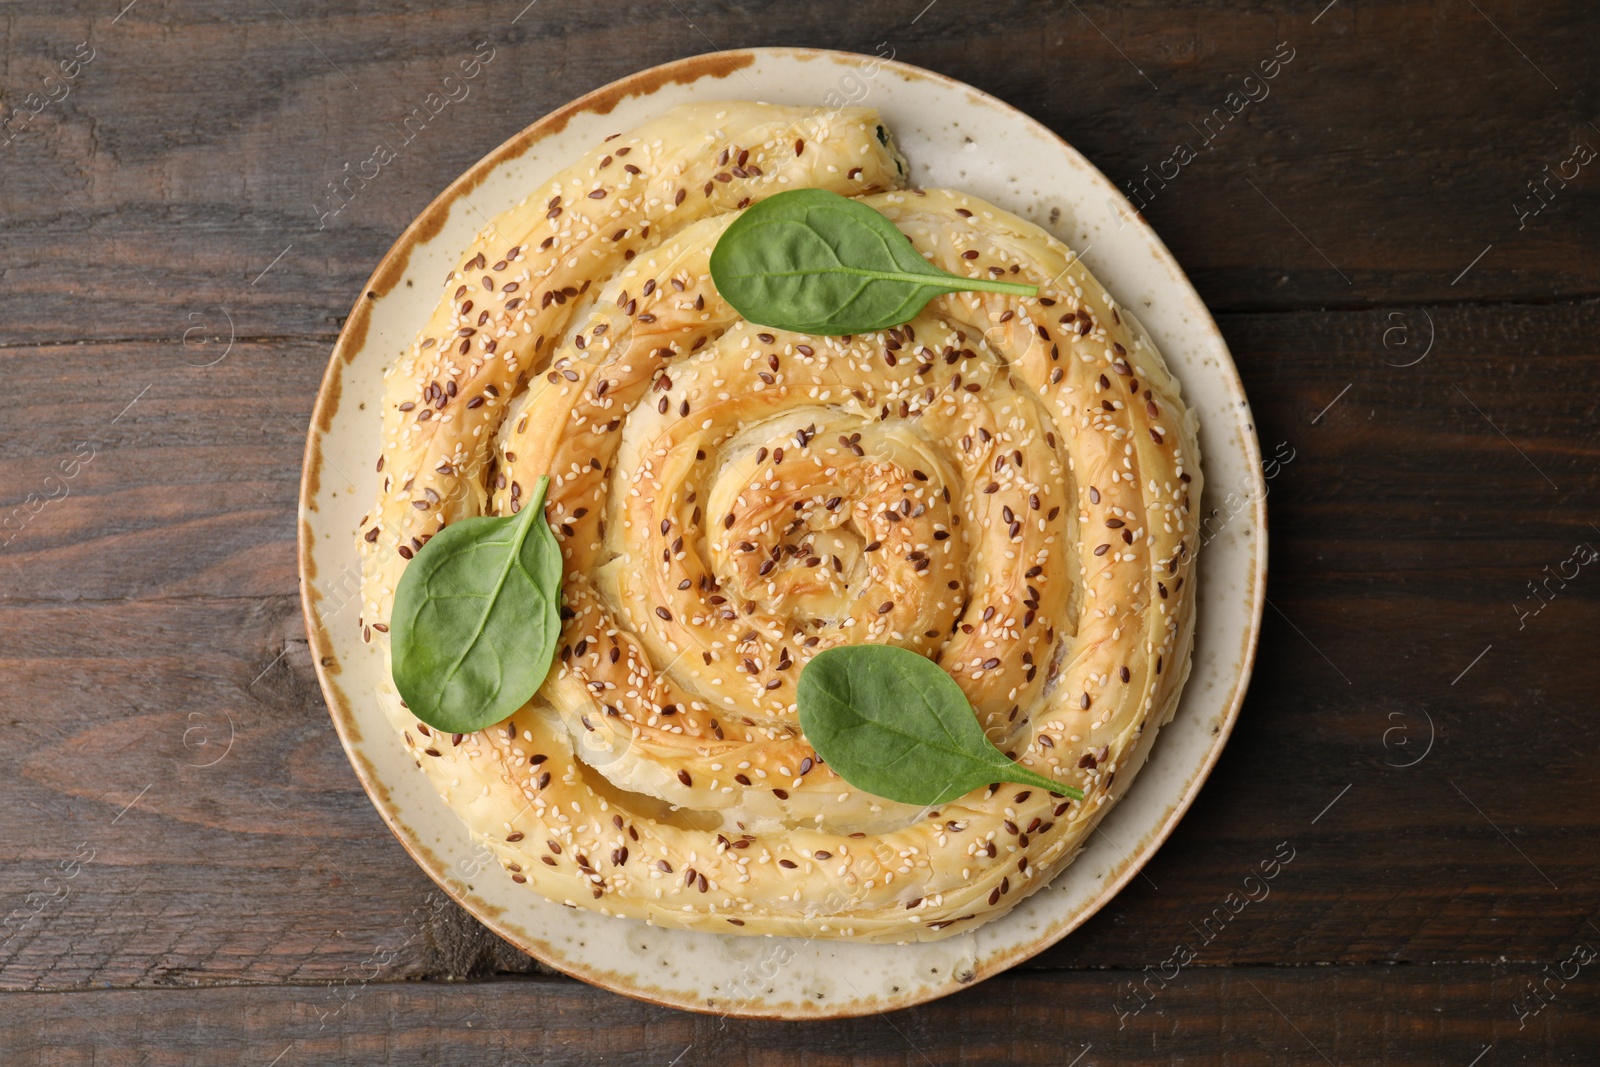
[797, 644, 1083, 807]
[709, 188, 1038, 335]
[390, 476, 563, 734]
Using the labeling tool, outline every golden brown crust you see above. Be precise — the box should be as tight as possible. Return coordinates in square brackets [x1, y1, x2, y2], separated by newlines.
[358, 104, 1200, 942]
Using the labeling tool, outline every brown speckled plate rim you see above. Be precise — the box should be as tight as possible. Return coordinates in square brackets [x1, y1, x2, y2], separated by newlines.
[298, 45, 1268, 1020]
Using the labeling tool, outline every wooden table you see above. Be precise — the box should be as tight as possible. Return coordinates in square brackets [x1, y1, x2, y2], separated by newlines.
[3, 2, 1596, 1062]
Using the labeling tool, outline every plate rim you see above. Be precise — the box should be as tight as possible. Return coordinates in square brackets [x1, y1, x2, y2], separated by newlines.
[298, 44, 1268, 1020]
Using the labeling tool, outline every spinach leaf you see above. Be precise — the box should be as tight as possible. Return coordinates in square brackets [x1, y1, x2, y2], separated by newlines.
[797, 644, 1084, 806]
[389, 475, 562, 734]
[709, 188, 1038, 335]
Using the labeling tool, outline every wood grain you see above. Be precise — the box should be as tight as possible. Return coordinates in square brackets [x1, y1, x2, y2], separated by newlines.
[1, 967, 1595, 1066]
[0, 1, 1595, 350]
[2, 0, 1598, 1059]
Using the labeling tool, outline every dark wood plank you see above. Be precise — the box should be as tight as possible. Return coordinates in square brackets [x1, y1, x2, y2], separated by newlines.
[0, 1, 1595, 351]
[0, 340, 318, 603]
[3, 966, 1596, 1065]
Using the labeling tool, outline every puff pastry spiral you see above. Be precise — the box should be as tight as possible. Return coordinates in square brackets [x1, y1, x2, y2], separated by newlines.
[357, 101, 1201, 941]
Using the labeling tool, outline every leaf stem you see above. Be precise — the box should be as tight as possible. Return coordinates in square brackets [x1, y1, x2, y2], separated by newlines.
[955, 276, 1040, 297]
[1004, 766, 1086, 801]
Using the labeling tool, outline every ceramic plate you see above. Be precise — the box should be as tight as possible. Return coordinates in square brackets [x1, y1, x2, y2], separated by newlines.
[299, 46, 1266, 1019]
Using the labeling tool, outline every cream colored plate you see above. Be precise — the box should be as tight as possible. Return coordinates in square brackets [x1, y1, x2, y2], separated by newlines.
[299, 47, 1266, 1019]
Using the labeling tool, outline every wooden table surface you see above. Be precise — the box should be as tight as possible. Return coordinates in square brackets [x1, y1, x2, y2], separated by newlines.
[3, 1, 1597, 1063]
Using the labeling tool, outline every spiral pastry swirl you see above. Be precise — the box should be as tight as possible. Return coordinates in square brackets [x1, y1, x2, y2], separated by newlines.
[357, 102, 1201, 941]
